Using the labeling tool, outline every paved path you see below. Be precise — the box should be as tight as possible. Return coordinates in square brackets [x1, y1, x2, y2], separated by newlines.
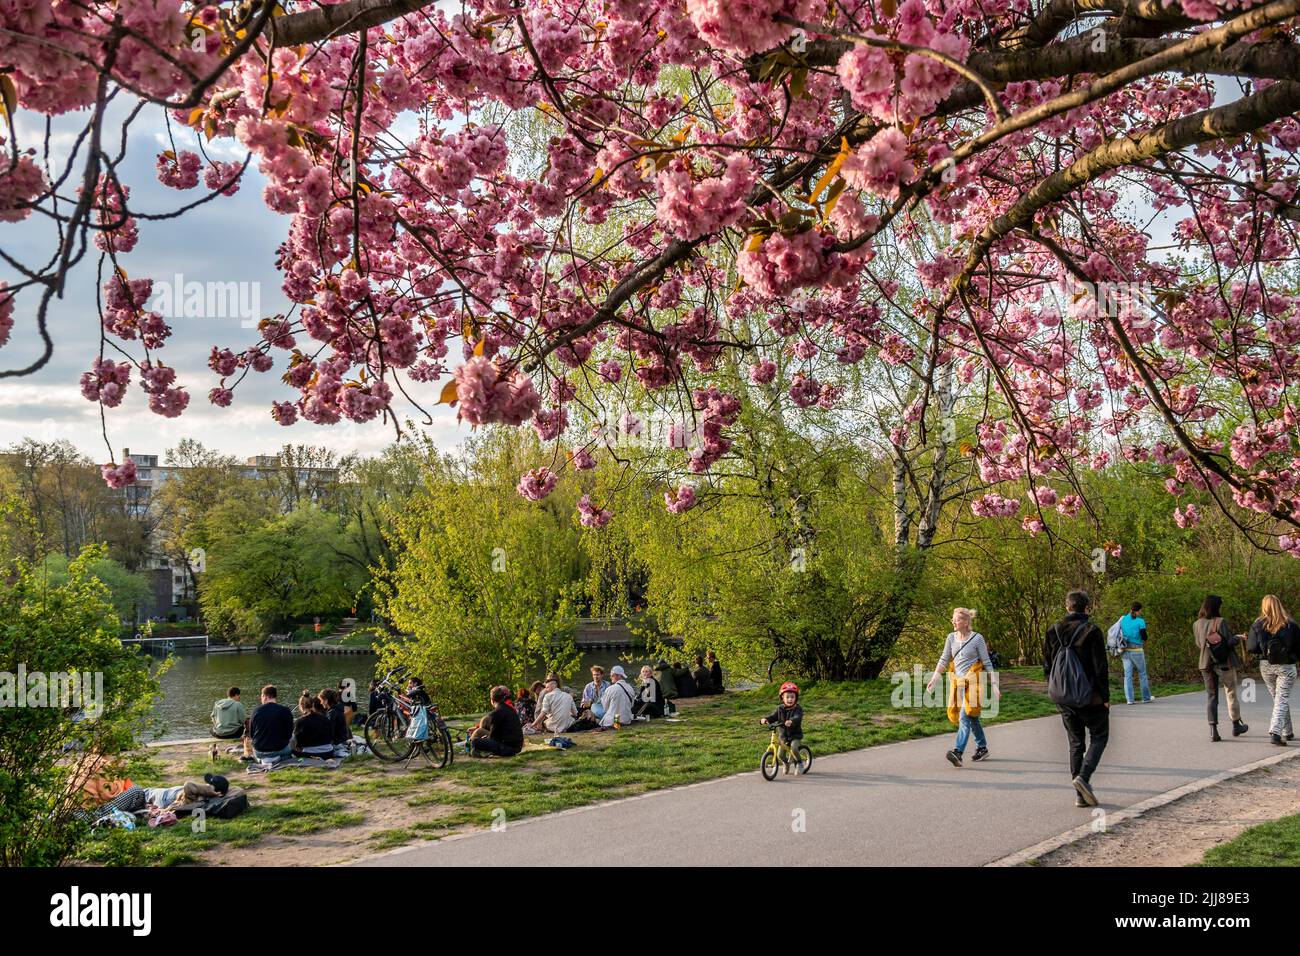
[356, 689, 1288, 867]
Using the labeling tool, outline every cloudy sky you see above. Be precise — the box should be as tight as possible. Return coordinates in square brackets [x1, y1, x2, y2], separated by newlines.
[0, 103, 465, 467]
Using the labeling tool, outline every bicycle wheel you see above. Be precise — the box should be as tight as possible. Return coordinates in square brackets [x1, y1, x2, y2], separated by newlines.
[794, 746, 813, 774]
[418, 726, 452, 769]
[760, 750, 779, 781]
[365, 708, 413, 761]
[441, 726, 455, 766]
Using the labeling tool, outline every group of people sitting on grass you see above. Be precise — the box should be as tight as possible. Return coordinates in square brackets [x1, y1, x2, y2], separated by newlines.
[209, 653, 726, 764]
[210, 684, 356, 764]
[463, 654, 727, 758]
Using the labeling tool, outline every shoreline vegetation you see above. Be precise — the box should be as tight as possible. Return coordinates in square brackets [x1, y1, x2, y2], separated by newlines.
[82, 670, 1199, 867]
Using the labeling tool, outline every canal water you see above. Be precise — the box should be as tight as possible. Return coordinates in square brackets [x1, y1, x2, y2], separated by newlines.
[152, 647, 658, 740]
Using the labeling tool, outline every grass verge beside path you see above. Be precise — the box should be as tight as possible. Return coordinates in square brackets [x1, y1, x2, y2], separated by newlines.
[1201, 814, 1300, 866]
[81, 673, 1066, 866]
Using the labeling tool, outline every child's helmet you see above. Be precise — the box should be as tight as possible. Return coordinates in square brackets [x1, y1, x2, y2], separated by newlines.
[779, 681, 800, 697]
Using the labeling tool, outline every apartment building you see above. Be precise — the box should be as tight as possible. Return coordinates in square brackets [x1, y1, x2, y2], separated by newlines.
[121, 448, 341, 610]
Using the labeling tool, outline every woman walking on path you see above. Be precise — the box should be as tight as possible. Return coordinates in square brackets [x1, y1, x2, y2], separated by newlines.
[926, 608, 997, 767]
[1194, 594, 1249, 742]
[1246, 595, 1300, 746]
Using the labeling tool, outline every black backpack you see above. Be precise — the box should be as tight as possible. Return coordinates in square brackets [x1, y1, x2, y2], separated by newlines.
[203, 789, 248, 819]
[1261, 622, 1296, 665]
[1047, 623, 1093, 708]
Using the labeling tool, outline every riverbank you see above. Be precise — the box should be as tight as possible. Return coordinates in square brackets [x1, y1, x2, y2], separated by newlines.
[81, 673, 1078, 866]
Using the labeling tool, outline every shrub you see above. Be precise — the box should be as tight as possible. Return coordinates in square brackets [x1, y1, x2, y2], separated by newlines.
[0, 547, 162, 866]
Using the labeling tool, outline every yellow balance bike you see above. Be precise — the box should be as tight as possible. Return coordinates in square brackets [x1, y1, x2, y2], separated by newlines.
[760, 727, 812, 780]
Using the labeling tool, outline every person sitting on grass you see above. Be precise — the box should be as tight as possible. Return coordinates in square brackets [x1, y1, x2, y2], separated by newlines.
[293, 690, 336, 759]
[633, 665, 664, 719]
[597, 665, 637, 730]
[580, 665, 610, 721]
[320, 687, 350, 749]
[532, 675, 577, 734]
[210, 686, 247, 740]
[405, 675, 432, 707]
[655, 660, 678, 701]
[516, 682, 541, 726]
[243, 685, 294, 763]
[692, 655, 716, 695]
[673, 660, 696, 698]
[337, 680, 358, 725]
[469, 685, 524, 757]
[707, 651, 724, 694]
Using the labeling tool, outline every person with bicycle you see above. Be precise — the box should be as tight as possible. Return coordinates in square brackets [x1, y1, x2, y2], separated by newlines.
[406, 676, 432, 707]
[761, 682, 804, 775]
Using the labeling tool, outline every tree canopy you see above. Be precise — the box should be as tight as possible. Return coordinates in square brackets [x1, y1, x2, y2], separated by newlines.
[3, 0, 1300, 554]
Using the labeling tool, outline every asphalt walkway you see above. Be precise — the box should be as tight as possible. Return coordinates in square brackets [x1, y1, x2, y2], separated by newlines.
[357, 689, 1287, 866]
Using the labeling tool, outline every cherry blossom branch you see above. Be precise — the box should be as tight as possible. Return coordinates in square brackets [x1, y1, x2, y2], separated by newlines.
[1034, 232, 1300, 532]
[270, 0, 438, 46]
[777, 15, 1011, 122]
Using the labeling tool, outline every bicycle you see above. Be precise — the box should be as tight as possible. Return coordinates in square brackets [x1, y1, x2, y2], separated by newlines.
[759, 729, 812, 780]
[364, 671, 454, 768]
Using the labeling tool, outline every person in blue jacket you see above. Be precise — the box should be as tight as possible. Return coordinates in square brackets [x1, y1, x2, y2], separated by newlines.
[1119, 602, 1154, 705]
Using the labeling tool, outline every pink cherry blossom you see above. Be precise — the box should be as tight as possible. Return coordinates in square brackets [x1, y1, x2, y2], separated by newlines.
[517, 467, 559, 501]
[665, 484, 698, 514]
[577, 494, 612, 527]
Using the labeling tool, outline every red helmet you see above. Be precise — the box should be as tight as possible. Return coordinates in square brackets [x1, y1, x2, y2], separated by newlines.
[779, 682, 800, 697]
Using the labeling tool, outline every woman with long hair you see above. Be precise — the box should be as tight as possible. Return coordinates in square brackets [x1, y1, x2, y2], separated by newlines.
[292, 690, 335, 758]
[1247, 595, 1300, 746]
[1194, 594, 1248, 742]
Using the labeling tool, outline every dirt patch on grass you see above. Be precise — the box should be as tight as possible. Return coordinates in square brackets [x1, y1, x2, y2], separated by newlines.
[998, 672, 1048, 693]
[869, 712, 918, 726]
[140, 742, 472, 865]
[1036, 755, 1300, 867]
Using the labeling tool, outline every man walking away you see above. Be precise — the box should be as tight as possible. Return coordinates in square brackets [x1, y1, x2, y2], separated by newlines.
[1120, 603, 1154, 704]
[1044, 590, 1110, 808]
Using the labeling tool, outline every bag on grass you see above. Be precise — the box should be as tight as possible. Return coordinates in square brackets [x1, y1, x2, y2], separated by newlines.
[203, 789, 248, 819]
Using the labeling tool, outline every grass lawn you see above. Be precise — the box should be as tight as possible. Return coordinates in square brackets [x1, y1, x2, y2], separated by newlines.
[79, 673, 1067, 866]
[1200, 813, 1300, 866]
